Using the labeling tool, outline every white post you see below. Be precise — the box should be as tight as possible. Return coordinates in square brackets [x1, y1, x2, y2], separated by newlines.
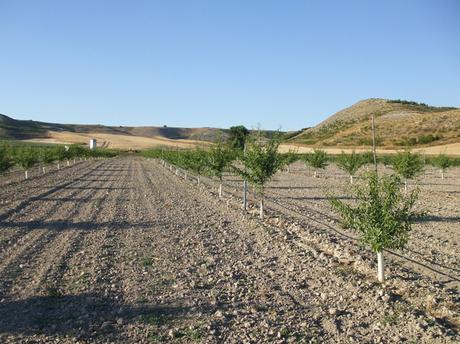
[441, 170, 444, 180]
[219, 183, 222, 198]
[43, 167, 46, 174]
[314, 170, 317, 178]
[57, 163, 60, 170]
[243, 180, 247, 210]
[377, 251, 385, 283]
[197, 176, 200, 186]
[184, 171, 187, 180]
[350, 175, 353, 184]
[67, 160, 70, 166]
[25, 170, 28, 179]
[404, 179, 407, 193]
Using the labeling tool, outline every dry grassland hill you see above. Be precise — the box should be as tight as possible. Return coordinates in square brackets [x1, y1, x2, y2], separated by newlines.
[0, 114, 227, 149]
[289, 99, 460, 148]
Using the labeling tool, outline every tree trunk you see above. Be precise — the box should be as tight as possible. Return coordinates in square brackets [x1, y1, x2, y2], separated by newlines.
[243, 180, 247, 210]
[219, 183, 223, 198]
[259, 198, 264, 220]
[377, 251, 385, 283]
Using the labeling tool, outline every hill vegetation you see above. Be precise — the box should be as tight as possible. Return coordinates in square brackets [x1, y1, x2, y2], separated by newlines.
[289, 98, 460, 148]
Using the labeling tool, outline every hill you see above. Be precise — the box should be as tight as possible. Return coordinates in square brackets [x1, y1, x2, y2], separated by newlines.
[289, 99, 460, 148]
[0, 114, 283, 150]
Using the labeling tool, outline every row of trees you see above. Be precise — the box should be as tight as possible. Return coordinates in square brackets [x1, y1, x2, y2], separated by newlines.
[0, 143, 118, 178]
[144, 137, 449, 283]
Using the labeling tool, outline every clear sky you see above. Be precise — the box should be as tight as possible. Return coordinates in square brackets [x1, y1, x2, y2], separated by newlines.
[1, 0, 459, 131]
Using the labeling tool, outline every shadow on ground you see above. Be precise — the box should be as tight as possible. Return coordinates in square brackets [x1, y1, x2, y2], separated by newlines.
[0, 293, 208, 341]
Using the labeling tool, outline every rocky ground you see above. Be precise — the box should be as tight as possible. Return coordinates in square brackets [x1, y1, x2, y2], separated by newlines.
[0, 157, 458, 343]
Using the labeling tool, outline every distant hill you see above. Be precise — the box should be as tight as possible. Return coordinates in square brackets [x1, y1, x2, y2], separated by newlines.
[0, 114, 283, 150]
[288, 99, 460, 147]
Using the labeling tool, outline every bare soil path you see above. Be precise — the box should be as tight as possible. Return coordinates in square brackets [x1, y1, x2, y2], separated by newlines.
[0, 157, 458, 343]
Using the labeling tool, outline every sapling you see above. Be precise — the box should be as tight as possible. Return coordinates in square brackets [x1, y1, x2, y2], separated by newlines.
[282, 151, 299, 173]
[392, 150, 424, 192]
[13, 147, 38, 179]
[304, 149, 328, 178]
[187, 149, 209, 185]
[336, 151, 365, 184]
[233, 137, 285, 219]
[207, 141, 236, 198]
[431, 154, 451, 180]
[329, 172, 423, 282]
[0, 145, 13, 174]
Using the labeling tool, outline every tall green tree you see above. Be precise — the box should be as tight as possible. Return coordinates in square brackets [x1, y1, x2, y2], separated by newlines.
[329, 172, 423, 282]
[228, 125, 249, 150]
[233, 137, 285, 219]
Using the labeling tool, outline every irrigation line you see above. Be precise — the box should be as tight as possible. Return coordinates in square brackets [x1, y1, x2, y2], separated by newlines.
[157, 160, 460, 283]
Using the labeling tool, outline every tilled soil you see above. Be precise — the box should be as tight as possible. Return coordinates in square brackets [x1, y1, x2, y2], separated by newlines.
[0, 157, 458, 343]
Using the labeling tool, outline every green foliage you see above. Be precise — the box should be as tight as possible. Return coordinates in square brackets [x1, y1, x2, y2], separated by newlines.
[304, 149, 328, 170]
[228, 125, 249, 150]
[282, 151, 299, 168]
[207, 141, 236, 181]
[0, 144, 13, 173]
[233, 137, 284, 194]
[392, 150, 424, 180]
[187, 149, 209, 176]
[329, 172, 423, 252]
[12, 146, 38, 170]
[431, 154, 451, 171]
[336, 151, 365, 176]
[38, 148, 56, 164]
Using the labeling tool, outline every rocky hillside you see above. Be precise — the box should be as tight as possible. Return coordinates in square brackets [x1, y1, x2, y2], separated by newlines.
[289, 99, 460, 147]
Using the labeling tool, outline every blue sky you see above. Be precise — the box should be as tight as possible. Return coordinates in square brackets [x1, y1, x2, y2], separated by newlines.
[1, 0, 459, 131]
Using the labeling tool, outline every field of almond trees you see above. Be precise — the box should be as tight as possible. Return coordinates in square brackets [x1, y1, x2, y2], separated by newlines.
[0, 147, 458, 343]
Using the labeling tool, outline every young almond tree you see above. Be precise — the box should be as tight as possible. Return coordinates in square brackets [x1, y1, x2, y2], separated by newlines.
[329, 172, 423, 282]
[431, 154, 451, 180]
[336, 151, 365, 184]
[187, 149, 209, 185]
[392, 150, 424, 192]
[0, 145, 13, 174]
[207, 141, 236, 198]
[282, 151, 299, 173]
[38, 148, 56, 173]
[13, 146, 38, 179]
[304, 149, 328, 178]
[233, 137, 285, 220]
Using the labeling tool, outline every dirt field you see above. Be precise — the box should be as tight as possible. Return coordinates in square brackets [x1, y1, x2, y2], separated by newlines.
[0, 157, 458, 343]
